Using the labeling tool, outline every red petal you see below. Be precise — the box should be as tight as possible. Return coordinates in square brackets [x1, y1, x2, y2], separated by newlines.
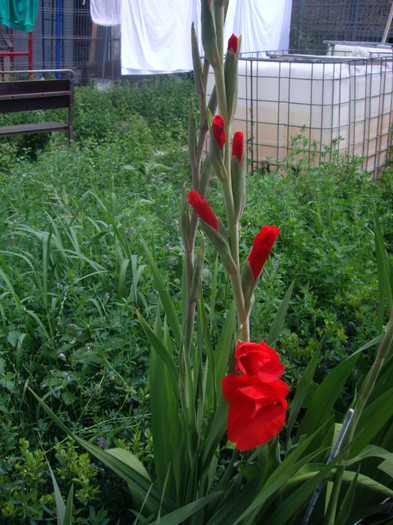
[227, 33, 239, 55]
[247, 225, 280, 280]
[227, 403, 286, 450]
[235, 340, 284, 382]
[222, 373, 289, 450]
[188, 190, 218, 231]
[212, 115, 226, 150]
[232, 131, 244, 162]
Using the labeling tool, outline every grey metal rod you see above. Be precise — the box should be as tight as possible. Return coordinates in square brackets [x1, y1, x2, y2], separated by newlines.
[382, 1, 393, 43]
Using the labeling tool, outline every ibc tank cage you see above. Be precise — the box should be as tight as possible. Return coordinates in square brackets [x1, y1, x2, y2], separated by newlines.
[228, 46, 393, 177]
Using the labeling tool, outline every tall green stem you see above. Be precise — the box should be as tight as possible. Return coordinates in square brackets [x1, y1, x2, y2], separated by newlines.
[213, 64, 227, 121]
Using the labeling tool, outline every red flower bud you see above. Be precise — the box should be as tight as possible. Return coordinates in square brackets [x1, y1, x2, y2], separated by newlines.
[212, 115, 226, 150]
[232, 131, 244, 162]
[188, 190, 219, 232]
[227, 33, 238, 55]
[247, 225, 280, 280]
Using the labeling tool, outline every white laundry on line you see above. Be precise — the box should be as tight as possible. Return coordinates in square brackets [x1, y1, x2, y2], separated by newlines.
[121, 0, 200, 75]
[120, 0, 292, 75]
[90, 0, 121, 26]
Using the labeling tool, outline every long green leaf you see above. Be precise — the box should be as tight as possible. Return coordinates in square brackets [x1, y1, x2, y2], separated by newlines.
[201, 395, 228, 473]
[106, 448, 151, 480]
[345, 444, 393, 467]
[141, 239, 183, 349]
[297, 354, 358, 438]
[214, 303, 236, 393]
[157, 492, 223, 525]
[49, 465, 66, 525]
[374, 214, 393, 331]
[0, 266, 22, 310]
[286, 341, 321, 440]
[349, 387, 393, 457]
[136, 309, 179, 385]
[118, 258, 130, 299]
[266, 280, 294, 346]
[149, 318, 182, 501]
[341, 470, 393, 497]
[63, 484, 74, 525]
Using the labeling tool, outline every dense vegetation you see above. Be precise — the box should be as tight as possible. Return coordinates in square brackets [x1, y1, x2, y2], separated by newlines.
[0, 76, 392, 522]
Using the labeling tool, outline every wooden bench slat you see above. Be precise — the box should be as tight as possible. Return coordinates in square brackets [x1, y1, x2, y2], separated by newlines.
[0, 91, 71, 101]
[0, 121, 69, 137]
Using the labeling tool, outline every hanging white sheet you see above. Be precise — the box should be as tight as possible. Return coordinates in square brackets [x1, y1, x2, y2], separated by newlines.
[121, 0, 200, 75]
[90, 0, 121, 27]
[224, 0, 292, 55]
[121, 0, 292, 75]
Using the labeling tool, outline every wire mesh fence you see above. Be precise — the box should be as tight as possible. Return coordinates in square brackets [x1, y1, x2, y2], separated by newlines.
[0, 0, 120, 85]
[290, 0, 393, 52]
[230, 51, 393, 177]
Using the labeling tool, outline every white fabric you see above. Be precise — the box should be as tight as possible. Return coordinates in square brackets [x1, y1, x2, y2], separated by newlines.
[121, 0, 200, 75]
[121, 0, 292, 75]
[224, 0, 292, 55]
[90, 0, 121, 27]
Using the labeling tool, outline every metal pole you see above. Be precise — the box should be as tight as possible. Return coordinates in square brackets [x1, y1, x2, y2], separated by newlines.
[382, 1, 393, 43]
[41, 0, 45, 70]
[28, 32, 33, 71]
[56, 0, 60, 75]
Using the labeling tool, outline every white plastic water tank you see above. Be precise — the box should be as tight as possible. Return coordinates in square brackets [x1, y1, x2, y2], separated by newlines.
[215, 58, 352, 164]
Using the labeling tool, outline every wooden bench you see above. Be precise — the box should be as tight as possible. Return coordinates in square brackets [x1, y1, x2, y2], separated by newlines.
[0, 69, 74, 142]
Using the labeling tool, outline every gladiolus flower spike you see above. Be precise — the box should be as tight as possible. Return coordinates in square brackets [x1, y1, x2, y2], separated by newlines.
[188, 190, 219, 232]
[232, 131, 244, 163]
[212, 115, 226, 150]
[248, 225, 280, 280]
[227, 34, 239, 55]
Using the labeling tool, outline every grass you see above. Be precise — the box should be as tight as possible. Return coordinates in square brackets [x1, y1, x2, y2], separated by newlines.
[0, 75, 392, 522]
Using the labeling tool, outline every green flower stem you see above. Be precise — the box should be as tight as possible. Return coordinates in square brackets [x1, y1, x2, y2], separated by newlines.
[213, 46, 250, 340]
[220, 176, 248, 338]
[183, 63, 211, 356]
[184, 244, 196, 355]
[324, 465, 345, 525]
[213, 63, 227, 121]
[231, 275, 249, 341]
[215, 3, 225, 68]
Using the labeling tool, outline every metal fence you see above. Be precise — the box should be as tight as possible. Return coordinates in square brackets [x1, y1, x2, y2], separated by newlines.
[290, 0, 393, 52]
[0, 0, 120, 85]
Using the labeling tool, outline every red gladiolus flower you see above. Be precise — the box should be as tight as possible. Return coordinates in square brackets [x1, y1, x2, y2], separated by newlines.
[247, 225, 280, 280]
[232, 131, 244, 162]
[227, 33, 239, 55]
[222, 340, 288, 450]
[188, 190, 219, 232]
[212, 115, 226, 150]
[222, 374, 288, 450]
[235, 341, 284, 382]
